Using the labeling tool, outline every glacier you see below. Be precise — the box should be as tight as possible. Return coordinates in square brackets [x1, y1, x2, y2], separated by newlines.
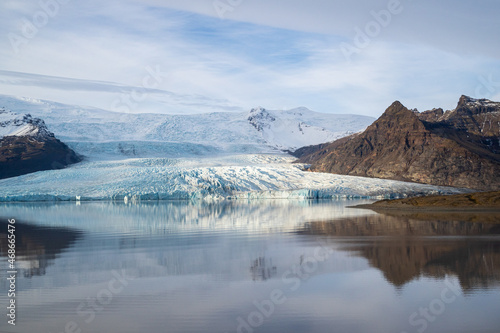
[0, 154, 469, 202]
[0, 95, 375, 158]
[0, 95, 472, 202]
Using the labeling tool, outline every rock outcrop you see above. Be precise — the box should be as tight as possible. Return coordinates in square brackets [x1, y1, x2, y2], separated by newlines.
[297, 96, 500, 191]
[0, 108, 81, 179]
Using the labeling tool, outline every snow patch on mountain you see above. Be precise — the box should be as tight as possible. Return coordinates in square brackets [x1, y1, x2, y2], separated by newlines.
[0, 108, 53, 139]
[247, 107, 371, 151]
[460, 96, 500, 108]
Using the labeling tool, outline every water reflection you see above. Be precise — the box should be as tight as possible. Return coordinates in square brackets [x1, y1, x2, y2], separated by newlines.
[0, 201, 499, 333]
[0, 219, 81, 277]
[299, 214, 500, 290]
[0, 199, 376, 234]
[250, 257, 277, 281]
[362, 208, 500, 224]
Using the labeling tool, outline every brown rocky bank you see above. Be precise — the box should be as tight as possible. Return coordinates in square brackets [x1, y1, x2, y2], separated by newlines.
[296, 96, 500, 191]
[356, 190, 500, 212]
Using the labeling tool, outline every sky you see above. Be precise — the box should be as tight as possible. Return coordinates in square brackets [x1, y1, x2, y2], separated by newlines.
[0, 0, 499, 117]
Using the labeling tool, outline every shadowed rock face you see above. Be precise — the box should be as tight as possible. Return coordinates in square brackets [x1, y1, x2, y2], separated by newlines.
[0, 109, 81, 179]
[0, 136, 82, 179]
[297, 96, 500, 191]
[442, 95, 500, 138]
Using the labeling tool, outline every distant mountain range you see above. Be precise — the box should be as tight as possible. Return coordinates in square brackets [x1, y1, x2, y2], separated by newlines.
[295, 96, 500, 191]
[0, 108, 81, 179]
[0, 95, 374, 159]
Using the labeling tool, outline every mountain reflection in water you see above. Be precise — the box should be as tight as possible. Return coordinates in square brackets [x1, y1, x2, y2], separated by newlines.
[0, 201, 499, 333]
[298, 213, 500, 291]
[0, 219, 81, 278]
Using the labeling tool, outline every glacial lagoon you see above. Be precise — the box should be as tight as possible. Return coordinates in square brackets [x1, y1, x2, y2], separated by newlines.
[1, 199, 499, 333]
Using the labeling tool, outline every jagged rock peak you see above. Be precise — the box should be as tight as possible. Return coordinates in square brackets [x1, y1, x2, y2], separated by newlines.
[458, 95, 473, 106]
[416, 108, 445, 122]
[377, 101, 423, 126]
[382, 101, 412, 116]
[457, 95, 500, 108]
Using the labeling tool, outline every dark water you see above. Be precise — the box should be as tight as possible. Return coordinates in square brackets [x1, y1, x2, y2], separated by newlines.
[1, 200, 499, 333]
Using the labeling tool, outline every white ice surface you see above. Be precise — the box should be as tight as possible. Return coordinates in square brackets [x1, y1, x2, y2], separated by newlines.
[0, 95, 374, 158]
[0, 154, 469, 202]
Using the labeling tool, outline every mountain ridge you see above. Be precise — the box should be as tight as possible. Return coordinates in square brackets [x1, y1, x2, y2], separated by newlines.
[297, 96, 500, 191]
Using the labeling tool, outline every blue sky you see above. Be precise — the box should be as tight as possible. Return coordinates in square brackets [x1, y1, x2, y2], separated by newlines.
[1, 0, 499, 116]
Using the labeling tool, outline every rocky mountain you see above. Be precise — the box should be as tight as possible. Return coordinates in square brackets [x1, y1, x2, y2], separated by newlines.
[0, 108, 81, 179]
[296, 96, 500, 191]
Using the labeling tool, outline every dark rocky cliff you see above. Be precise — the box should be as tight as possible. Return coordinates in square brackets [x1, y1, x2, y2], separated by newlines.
[0, 109, 81, 179]
[297, 96, 500, 191]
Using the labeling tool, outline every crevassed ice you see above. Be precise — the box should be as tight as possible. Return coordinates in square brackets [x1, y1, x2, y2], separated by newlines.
[0, 154, 468, 202]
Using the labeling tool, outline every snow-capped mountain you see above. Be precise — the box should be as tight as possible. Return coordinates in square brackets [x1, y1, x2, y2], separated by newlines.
[247, 107, 366, 151]
[0, 95, 374, 159]
[0, 107, 81, 179]
[0, 107, 53, 139]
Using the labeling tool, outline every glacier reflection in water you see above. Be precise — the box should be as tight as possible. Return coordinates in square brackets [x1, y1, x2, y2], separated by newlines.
[0, 200, 499, 333]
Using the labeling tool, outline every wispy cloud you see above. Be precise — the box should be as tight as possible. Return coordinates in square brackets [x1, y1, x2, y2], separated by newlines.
[0, 0, 499, 116]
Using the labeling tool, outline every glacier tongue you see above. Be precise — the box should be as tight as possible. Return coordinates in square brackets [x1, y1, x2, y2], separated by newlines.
[0, 154, 469, 202]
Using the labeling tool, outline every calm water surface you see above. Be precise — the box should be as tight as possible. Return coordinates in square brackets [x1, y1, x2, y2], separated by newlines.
[1, 200, 499, 333]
